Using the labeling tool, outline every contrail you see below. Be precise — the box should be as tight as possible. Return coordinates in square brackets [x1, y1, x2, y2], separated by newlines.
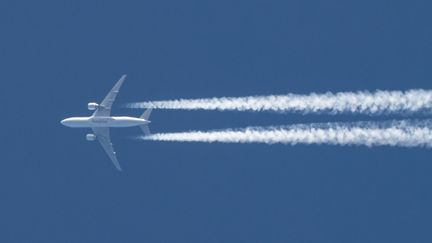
[137, 120, 432, 148]
[126, 90, 432, 115]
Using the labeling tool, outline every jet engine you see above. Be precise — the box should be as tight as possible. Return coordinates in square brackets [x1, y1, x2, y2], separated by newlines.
[88, 102, 99, 110]
[86, 134, 97, 141]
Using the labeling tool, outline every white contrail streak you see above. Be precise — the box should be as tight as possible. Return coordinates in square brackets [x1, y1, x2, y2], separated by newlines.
[126, 90, 432, 114]
[138, 120, 432, 147]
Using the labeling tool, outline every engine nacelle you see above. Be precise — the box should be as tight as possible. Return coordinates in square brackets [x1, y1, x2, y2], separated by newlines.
[88, 102, 99, 111]
[86, 134, 97, 141]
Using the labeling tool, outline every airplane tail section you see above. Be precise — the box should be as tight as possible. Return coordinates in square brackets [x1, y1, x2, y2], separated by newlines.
[140, 109, 152, 136]
[141, 108, 152, 121]
[140, 125, 151, 136]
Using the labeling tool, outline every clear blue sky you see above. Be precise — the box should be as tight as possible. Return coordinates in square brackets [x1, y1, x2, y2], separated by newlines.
[1, 0, 432, 242]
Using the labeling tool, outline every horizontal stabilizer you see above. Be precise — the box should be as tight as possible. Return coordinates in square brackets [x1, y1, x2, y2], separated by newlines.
[140, 108, 152, 121]
[140, 125, 151, 136]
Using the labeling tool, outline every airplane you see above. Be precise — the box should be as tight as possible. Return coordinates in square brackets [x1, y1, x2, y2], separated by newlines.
[61, 75, 151, 171]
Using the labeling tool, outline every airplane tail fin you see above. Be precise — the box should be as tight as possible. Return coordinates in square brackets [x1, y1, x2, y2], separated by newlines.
[140, 108, 152, 121]
[140, 109, 152, 136]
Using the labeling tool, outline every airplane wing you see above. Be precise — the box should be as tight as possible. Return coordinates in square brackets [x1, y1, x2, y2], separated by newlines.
[92, 127, 122, 171]
[93, 74, 127, 117]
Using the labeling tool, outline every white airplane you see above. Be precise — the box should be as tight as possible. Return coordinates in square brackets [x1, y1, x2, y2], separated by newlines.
[61, 75, 151, 171]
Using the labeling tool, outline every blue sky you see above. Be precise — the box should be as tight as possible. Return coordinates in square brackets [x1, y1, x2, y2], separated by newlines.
[1, 0, 432, 242]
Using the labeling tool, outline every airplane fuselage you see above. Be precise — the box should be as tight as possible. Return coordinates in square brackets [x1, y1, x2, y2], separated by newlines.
[61, 116, 149, 128]
[61, 74, 151, 171]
